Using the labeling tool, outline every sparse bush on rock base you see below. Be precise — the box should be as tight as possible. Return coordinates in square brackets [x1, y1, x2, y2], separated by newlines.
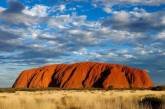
[0, 90, 164, 109]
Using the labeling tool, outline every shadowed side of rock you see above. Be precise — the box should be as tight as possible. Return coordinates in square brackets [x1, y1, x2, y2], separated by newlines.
[12, 62, 153, 89]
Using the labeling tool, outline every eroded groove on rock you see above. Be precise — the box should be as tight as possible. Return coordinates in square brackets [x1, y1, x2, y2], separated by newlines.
[93, 67, 111, 88]
[62, 63, 80, 88]
[82, 63, 96, 87]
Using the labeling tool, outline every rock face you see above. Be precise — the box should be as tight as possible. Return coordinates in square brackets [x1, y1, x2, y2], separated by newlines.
[13, 62, 153, 89]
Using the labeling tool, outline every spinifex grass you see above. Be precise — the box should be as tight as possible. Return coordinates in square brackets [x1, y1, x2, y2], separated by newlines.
[0, 90, 164, 109]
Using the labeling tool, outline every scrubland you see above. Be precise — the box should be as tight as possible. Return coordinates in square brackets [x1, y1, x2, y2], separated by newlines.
[0, 90, 165, 109]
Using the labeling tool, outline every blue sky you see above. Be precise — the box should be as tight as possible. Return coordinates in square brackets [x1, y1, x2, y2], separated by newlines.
[0, 0, 165, 87]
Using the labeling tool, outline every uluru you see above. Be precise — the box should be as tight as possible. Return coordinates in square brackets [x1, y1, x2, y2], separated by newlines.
[13, 62, 153, 89]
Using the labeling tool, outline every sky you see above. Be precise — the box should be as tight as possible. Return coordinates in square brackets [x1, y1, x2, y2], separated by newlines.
[0, 0, 165, 87]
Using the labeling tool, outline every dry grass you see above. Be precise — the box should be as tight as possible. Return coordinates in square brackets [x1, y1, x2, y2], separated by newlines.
[0, 90, 165, 109]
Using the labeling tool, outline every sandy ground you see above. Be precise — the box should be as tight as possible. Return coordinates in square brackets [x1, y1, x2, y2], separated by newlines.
[0, 90, 165, 109]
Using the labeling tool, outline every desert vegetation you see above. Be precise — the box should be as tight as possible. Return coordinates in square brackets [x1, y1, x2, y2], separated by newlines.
[151, 86, 165, 91]
[0, 90, 165, 109]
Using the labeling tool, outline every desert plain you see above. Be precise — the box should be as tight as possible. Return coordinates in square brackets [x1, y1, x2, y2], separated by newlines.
[0, 89, 165, 109]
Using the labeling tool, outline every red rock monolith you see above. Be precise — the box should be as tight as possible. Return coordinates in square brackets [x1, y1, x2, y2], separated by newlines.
[12, 62, 153, 89]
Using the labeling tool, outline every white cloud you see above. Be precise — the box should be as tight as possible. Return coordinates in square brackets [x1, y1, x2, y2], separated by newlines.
[93, 0, 165, 5]
[103, 6, 112, 13]
[0, 13, 38, 26]
[102, 9, 165, 35]
[123, 54, 136, 59]
[0, 7, 5, 13]
[31, 30, 39, 39]
[133, 46, 161, 56]
[68, 29, 98, 43]
[161, 16, 165, 25]
[59, 4, 66, 12]
[73, 48, 88, 55]
[157, 31, 165, 40]
[48, 14, 88, 29]
[30, 44, 43, 49]
[48, 15, 70, 29]
[23, 5, 49, 17]
[47, 12, 145, 45]
[99, 27, 143, 41]
[113, 11, 129, 23]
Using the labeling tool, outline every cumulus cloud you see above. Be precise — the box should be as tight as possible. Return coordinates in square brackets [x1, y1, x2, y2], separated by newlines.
[0, 0, 165, 86]
[0, 7, 5, 13]
[0, 1, 50, 28]
[59, 4, 66, 12]
[23, 5, 50, 17]
[157, 31, 165, 40]
[113, 11, 129, 23]
[48, 14, 87, 29]
[0, 1, 164, 64]
[102, 9, 165, 33]
[161, 16, 165, 25]
[93, 0, 165, 5]
[103, 6, 112, 13]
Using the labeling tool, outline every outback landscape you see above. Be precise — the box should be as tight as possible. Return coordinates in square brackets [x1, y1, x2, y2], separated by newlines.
[0, 0, 165, 109]
[0, 62, 164, 109]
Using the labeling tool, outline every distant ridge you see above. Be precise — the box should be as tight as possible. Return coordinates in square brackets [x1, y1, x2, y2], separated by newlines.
[13, 62, 153, 89]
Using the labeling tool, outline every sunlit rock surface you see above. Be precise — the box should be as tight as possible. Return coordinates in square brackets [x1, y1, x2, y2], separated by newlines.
[13, 62, 153, 89]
